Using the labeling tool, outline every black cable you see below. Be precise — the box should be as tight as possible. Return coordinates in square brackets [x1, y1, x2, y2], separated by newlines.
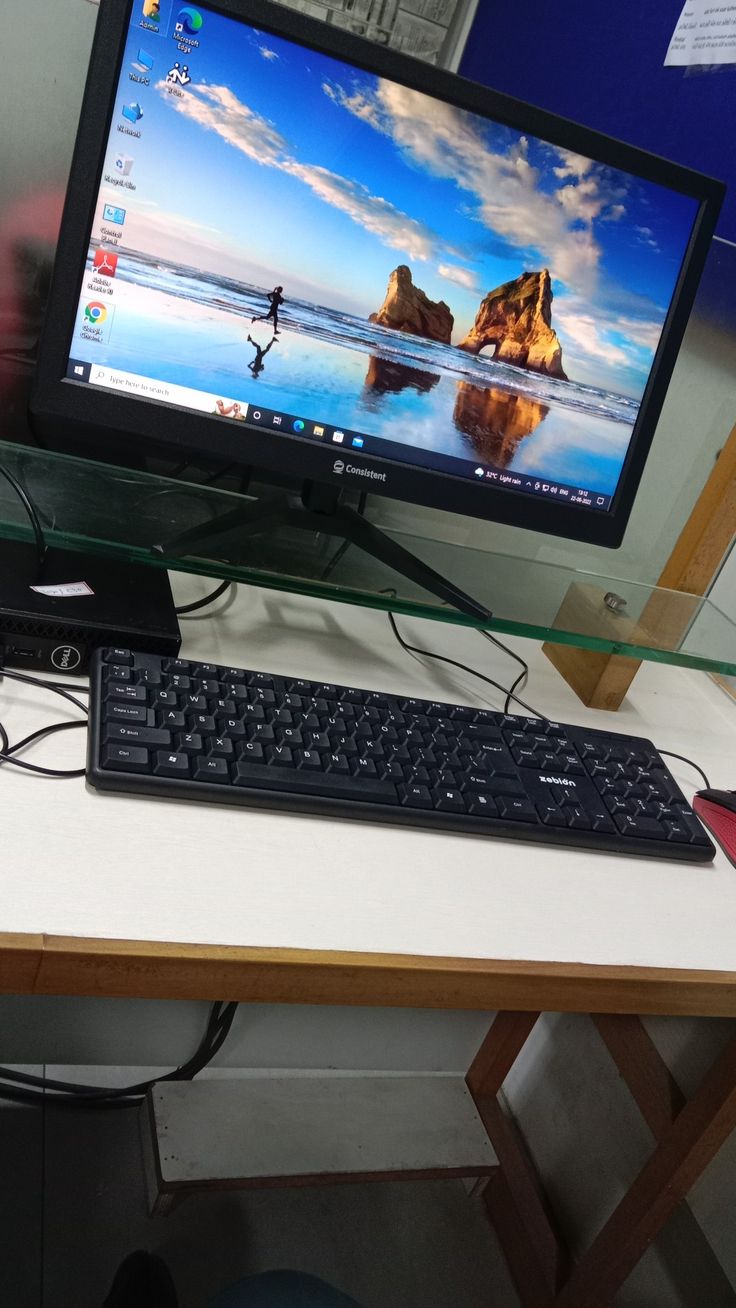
[175, 579, 234, 615]
[0, 463, 47, 566]
[0, 1001, 239, 1109]
[386, 611, 547, 720]
[657, 749, 711, 791]
[0, 667, 89, 715]
[477, 629, 530, 714]
[0, 665, 88, 777]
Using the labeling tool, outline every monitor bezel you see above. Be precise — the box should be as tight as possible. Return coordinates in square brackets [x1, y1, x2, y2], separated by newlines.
[31, 0, 724, 548]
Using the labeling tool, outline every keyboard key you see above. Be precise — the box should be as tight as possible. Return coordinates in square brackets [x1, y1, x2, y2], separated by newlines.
[400, 784, 433, 808]
[566, 809, 591, 830]
[615, 813, 665, 839]
[104, 724, 172, 748]
[267, 746, 294, 768]
[104, 648, 133, 665]
[208, 736, 235, 759]
[233, 762, 398, 804]
[104, 702, 147, 724]
[154, 752, 190, 779]
[465, 792, 498, 817]
[538, 804, 567, 827]
[102, 744, 150, 773]
[105, 665, 131, 683]
[238, 741, 265, 763]
[177, 732, 203, 754]
[433, 788, 466, 813]
[497, 798, 538, 823]
[664, 821, 692, 844]
[107, 684, 147, 703]
[193, 757, 230, 784]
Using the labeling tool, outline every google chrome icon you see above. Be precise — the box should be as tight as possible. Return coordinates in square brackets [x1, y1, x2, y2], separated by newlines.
[84, 301, 107, 325]
[177, 6, 203, 33]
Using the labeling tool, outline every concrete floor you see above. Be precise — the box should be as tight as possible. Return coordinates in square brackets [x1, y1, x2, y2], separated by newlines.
[1, 1103, 520, 1308]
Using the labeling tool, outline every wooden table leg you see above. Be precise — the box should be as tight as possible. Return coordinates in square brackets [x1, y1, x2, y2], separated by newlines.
[553, 1030, 736, 1307]
[466, 1012, 566, 1306]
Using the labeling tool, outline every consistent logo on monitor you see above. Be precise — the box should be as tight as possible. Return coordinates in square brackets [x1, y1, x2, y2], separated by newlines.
[333, 460, 345, 475]
[84, 302, 107, 325]
[177, 7, 204, 33]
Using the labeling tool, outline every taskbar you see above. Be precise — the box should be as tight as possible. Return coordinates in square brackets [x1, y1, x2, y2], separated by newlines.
[66, 358, 613, 512]
[241, 398, 613, 513]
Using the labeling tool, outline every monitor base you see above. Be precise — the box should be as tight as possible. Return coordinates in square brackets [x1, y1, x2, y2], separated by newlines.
[153, 481, 492, 623]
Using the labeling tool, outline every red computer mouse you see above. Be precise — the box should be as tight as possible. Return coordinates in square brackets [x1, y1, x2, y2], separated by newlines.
[693, 791, 736, 868]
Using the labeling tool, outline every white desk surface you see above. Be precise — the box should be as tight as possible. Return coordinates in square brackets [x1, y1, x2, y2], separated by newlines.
[2, 572, 735, 1009]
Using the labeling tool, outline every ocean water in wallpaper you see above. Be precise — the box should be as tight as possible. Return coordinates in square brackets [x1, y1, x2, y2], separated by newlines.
[70, 0, 700, 497]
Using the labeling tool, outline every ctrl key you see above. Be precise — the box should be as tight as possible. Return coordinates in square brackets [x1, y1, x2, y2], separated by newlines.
[102, 744, 150, 773]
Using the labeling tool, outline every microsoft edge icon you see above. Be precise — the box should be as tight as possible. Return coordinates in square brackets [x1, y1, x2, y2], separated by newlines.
[177, 6, 204, 33]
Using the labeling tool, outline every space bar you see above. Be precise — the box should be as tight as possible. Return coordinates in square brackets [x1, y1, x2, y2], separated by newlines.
[232, 763, 399, 804]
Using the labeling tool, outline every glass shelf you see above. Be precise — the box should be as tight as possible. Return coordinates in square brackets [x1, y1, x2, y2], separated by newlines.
[1, 440, 735, 675]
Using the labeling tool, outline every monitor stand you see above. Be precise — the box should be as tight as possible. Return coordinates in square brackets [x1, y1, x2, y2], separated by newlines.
[153, 480, 492, 623]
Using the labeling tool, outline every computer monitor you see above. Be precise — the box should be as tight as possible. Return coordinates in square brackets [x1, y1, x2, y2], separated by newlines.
[32, 0, 723, 552]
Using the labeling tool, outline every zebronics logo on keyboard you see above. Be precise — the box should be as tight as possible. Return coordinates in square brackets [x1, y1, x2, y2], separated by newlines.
[541, 775, 577, 786]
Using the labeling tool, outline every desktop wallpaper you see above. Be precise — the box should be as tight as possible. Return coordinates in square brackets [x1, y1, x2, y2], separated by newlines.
[68, 0, 700, 501]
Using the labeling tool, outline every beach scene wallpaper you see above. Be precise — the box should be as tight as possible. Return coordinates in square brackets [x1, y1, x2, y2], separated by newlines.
[71, 0, 700, 498]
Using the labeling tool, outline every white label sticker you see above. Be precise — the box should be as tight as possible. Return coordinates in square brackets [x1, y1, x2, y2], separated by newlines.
[30, 581, 95, 598]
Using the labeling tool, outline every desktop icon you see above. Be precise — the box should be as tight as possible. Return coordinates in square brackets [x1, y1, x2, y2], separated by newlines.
[332, 430, 345, 444]
[114, 152, 134, 175]
[131, 48, 154, 74]
[251, 410, 262, 421]
[474, 466, 484, 478]
[542, 483, 549, 492]
[73, 364, 85, 377]
[351, 436, 364, 449]
[333, 459, 345, 475]
[84, 301, 107, 324]
[167, 62, 191, 85]
[141, 0, 160, 21]
[312, 424, 325, 438]
[176, 6, 204, 34]
[272, 415, 282, 426]
[596, 496, 605, 505]
[293, 419, 305, 432]
[93, 249, 118, 278]
[122, 101, 144, 124]
[102, 203, 126, 225]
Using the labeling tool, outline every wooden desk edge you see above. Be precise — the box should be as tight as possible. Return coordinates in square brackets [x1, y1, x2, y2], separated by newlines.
[1, 933, 736, 1016]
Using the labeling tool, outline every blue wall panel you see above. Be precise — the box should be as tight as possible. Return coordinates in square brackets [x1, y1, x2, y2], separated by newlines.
[459, 0, 735, 241]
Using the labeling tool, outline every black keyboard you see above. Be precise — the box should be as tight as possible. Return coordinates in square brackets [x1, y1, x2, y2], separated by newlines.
[87, 648, 716, 863]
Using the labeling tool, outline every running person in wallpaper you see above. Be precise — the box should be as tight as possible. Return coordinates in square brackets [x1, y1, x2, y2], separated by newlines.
[251, 286, 284, 334]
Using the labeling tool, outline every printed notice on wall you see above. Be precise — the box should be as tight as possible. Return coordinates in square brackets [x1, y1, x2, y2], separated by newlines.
[665, 1, 736, 65]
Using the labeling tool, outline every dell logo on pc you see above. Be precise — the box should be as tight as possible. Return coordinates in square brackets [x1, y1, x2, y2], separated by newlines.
[51, 644, 82, 672]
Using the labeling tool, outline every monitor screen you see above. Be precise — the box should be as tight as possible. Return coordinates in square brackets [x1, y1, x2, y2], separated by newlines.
[35, 0, 722, 546]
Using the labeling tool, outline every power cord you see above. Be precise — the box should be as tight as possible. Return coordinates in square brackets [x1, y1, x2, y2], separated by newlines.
[0, 1000, 239, 1109]
[386, 610, 546, 720]
[176, 579, 235, 615]
[0, 665, 89, 778]
[657, 749, 711, 791]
